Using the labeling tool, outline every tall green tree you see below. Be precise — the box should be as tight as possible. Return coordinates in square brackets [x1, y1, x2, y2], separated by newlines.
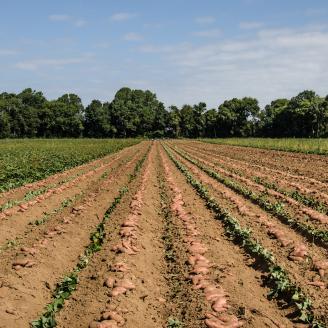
[217, 97, 260, 137]
[84, 100, 114, 137]
[204, 108, 218, 138]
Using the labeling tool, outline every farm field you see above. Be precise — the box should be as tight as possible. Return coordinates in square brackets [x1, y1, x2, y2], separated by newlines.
[201, 138, 328, 155]
[0, 139, 140, 193]
[0, 140, 327, 328]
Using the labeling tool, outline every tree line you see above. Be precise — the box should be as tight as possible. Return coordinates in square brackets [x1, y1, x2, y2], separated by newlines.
[0, 87, 327, 138]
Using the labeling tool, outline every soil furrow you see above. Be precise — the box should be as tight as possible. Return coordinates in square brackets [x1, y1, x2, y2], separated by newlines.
[173, 144, 328, 230]
[0, 143, 149, 328]
[54, 143, 167, 328]
[0, 143, 144, 247]
[196, 141, 328, 184]
[160, 144, 294, 328]
[179, 143, 328, 210]
[165, 143, 328, 324]
[184, 141, 328, 194]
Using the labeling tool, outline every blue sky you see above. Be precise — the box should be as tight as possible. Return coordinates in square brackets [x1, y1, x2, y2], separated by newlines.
[1, 0, 328, 108]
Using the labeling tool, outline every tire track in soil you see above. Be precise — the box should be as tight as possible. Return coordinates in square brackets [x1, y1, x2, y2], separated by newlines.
[0, 143, 149, 328]
[0, 143, 145, 247]
[165, 143, 328, 325]
[159, 144, 293, 328]
[55, 143, 167, 328]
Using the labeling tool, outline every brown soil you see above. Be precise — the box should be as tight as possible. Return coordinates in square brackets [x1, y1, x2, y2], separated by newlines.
[0, 143, 145, 247]
[165, 141, 328, 324]
[181, 142, 328, 207]
[172, 142, 328, 230]
[159, 145, 293, 328]
[180, 141, 328, 200]
[0, 143, 140, 208]
[0, 143, 148, 327]
[0, 141, 326, 328]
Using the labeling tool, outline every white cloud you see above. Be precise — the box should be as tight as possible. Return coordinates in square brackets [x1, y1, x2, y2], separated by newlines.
[74, 19, 87, 28]
[240, 21, 263, 29]
[49, 14, 86, 28]
[110, 12, 137, 22]
[123, 32, 143, 41]
[139, 25, 328, 107]
[195, 16, 216, 24]
[193, 29, 222, 38]
[15, 57, 87, 71]
[49, 14, 70, 21]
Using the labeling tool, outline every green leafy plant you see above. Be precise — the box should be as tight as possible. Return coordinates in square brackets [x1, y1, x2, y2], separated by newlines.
[30, 147, 150, 328]
[167, 318, 183, 328]
[163, 144, 324, 326]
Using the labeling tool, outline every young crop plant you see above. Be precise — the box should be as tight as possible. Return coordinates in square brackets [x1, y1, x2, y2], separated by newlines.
[172, 145, 328, 246]
[253, 176, 328, 215]
[31, 147, 150, 328]
[0, 139, 140, 192]
[167, 318, 183, 328]
[163, 144, 325, 327]
[200, 138, 328, 155]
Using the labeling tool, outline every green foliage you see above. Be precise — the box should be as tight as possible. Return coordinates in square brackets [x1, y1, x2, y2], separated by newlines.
[173, 146, 328, 244]
[30, 147, 150, 328]
[31, 273, 78, 328]
[0, 139, 139, 192]
[254, 176, 328, 215]
[217, 97, 260, 137]
[167, 318, 183, 328]
[201, 138, 328, 155]
[1, 88, 327, 139]
[163, 144, 324, 326]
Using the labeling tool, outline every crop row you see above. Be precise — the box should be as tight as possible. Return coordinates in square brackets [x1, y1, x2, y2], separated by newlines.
[163, 143, 325, 327]
[201, 138, 328, 155]
[0, 139, 140, 192]
[181, 143, 328, 215]
[31, 146, 149, 328]
[171, 145, 328, 245]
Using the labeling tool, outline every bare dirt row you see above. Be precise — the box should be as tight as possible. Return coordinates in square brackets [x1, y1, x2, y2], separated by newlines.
[181, 141, 328, 201]
[0, 140, 326, 327]
[191, 141, 328, 184]
[0, 142, 148, 327]
[179, 142, 328, 209]
[165, 141, 328, 325]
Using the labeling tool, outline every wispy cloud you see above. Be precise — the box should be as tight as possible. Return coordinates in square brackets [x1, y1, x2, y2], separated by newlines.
[140, 25, 328, 107]
[49, 14, 71, 22]
[110, 12, 137, 22]
[74, 19, 87, 28]
[195, 16, 216, 24]
[15, 57, 88, 71]
[193, 29, 222, 38]
[123, 32, 143, 41]
[48, 14, 86, 28]
[0, 49, 18, 56]
[94, 42, 111, 49]
[240, 21, 263, 29]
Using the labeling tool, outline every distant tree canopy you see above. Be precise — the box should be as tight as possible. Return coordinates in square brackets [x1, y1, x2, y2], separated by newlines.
[0, 87, 327, 138]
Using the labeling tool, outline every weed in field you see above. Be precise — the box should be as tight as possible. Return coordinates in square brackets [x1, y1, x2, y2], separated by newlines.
[167, 318, 183, 328]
